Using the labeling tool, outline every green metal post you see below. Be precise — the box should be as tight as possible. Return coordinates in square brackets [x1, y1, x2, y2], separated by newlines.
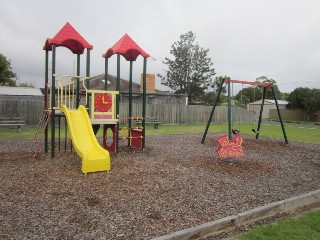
[104, 58, 108, 90]
[51, 45, 56, 159]
[271, 87, 289, 143]
[76, 54, 80, 108]
[86, 49, 90, 107]
[45, 50, 49, 153]
[227, 77, 232, 140]
[65, 117, 67, 151]
[142, 58, 147, 150]
[256, 86, 266, 140]
[116, 54, 121, 152]
[201, 77, 225, 143]
[128, 61, 133, 147]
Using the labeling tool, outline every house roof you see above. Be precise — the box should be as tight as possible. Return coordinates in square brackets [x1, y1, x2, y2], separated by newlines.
[266, 100, 288, 105]
[43, 22, 93, 54]
[83, 74, 142, 93]
[249, 99, 289, 105]
[83, 74, 176, 96]
[102, 33, 149, 61]
[0, 86, 43, 96]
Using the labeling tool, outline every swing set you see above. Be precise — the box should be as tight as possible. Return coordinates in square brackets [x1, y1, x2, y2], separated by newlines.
[201, 77, 288, 147]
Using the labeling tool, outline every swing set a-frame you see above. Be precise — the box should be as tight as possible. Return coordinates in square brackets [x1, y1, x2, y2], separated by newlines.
[201, 77, 288, 144]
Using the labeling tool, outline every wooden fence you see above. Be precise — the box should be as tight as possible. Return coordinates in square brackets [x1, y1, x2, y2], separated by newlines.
[0, 96, 44, 125]
[269, 109, 317, 122]
[120, 104, 256, 124]
[0, 97, 255, 125]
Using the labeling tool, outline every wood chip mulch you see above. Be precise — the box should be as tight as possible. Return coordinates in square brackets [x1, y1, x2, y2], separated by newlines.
[0, 133, 319, 239]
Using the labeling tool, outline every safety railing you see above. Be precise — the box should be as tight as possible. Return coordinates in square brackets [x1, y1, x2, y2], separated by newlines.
[48, 74, 88, 110]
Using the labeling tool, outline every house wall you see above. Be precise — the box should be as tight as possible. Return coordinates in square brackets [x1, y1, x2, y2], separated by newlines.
[247, 103, 287, 119]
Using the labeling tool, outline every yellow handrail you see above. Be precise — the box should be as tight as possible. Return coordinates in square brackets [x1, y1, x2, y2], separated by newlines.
[48, 74, 89, 110]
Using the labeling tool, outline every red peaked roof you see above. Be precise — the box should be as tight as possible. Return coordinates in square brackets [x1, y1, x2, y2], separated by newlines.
[43, 22, 93, 54]
[102, 33, 149, 61]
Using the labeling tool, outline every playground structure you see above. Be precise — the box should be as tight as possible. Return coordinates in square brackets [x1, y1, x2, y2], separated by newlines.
[32, 22, 149, 174]
[202, 77, 288, 156]
[101, 33, 149, 153]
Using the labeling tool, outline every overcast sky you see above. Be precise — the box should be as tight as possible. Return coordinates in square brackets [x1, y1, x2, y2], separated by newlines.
[1, 0, 320, 94]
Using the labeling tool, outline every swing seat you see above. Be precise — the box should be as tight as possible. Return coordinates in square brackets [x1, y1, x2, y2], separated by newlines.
[252, 128, 262, 133]
[232, 128, 240, 134]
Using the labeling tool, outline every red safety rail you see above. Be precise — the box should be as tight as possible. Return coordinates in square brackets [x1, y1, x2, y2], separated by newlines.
[119, 127, 143, 131]
[118, 136, 143, 140]
[224, 79, 273, 87]
[119, 117, 143, 120]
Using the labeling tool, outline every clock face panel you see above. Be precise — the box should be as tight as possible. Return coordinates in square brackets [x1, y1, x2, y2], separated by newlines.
[94, 93, 112, 112]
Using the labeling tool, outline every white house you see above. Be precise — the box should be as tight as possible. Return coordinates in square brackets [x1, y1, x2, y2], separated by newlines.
[0, 86, 43, 96]
[247, 99, 288, 119]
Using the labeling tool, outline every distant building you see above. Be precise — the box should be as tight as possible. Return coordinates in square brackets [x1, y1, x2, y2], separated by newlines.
[0, 86, 43, 97]
[247, 99, 288, 119]
[84, 74, 187, 105]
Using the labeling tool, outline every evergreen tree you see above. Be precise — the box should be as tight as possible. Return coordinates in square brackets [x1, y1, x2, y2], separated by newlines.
[256, 76, 281, 100]
[159, 31, 215, 103]
[235, 86, 262, 104]
[0, 53, 17, 86]
[287, 87, 320, 120]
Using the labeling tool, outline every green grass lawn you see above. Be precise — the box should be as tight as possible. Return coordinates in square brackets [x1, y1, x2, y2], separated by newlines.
[145, 122, 320, 144]
[237, 209, 320, 240]
[1, 122, 320, 144]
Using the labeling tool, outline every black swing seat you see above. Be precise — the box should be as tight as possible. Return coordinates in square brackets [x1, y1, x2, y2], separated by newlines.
[232, 128, 240, 134]
[252, 128, 262, 133]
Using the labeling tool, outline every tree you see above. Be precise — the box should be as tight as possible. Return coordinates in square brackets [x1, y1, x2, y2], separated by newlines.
[198, 76, 228, 106]
[0, 53, 17, 86]
[234, 76, 283, 106]
[211, 76, 227, 94]
[19, 82, 35, 88]
[235, 86, 262, 104]
[256, 76, 281, 100]
[159, 31, 215, 103]
[287, 87, 320, 120]
[281, 92, 290, 100]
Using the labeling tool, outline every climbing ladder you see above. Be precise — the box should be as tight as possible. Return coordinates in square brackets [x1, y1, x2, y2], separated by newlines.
[31, 110, 51, 159]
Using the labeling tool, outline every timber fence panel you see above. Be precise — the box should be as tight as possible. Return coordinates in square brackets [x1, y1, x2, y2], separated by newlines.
[0, 98, 255, 126]
[0, 96, 44, 125]
[117, 104, 255, 124]
[22, 97, 44, 125]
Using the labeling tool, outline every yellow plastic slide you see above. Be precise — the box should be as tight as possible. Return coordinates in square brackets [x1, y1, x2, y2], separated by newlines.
[60, 105, 110, 175]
